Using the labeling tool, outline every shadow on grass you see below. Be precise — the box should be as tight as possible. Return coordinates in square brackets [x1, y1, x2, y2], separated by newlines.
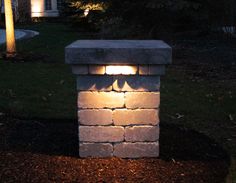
[1, 116, 230, 163]
[1, 118, 79, 157]
[160, 123, 230, 162]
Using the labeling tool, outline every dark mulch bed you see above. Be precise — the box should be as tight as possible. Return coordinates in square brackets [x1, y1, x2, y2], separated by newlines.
[0, 113, 230, 183]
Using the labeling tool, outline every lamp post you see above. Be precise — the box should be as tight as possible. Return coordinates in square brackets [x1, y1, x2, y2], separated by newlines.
[4, 0, 16, 58]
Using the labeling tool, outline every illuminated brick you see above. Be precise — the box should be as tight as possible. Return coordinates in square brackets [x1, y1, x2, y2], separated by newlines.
[114, 142, 159, 158]
[125, 92, 160, 109]
[89, 65, 106, 75]
[79, 126, 124, 142]
[125, 126, 159, 142]
[78, 92, 124, 109]
[139, 65, 149, 75]
[113, 109, 159, 126]
[78, 109, 113, 126]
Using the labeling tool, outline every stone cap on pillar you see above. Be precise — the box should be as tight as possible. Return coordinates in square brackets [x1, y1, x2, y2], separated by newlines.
[65, 40, 172, 65]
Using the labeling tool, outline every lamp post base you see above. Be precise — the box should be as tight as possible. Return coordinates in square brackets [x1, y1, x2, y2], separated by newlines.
[6, 52, 17, 58]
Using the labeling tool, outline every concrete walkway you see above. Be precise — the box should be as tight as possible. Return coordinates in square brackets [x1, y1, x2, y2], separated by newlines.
[0, 29, 39, 45]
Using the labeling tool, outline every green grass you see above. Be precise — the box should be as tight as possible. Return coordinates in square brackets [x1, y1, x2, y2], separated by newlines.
[161, 67, 236, 182]
[0, 22, 81, 119]
[0, 22, 236, 182]
[0, 62, 76, 119]
[162, 67, 235, 137]
[16, 22, 80, 63]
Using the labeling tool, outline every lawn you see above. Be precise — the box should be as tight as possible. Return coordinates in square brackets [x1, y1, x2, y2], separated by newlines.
[0, 22, 235, 182]
[0, 23, 81, 119]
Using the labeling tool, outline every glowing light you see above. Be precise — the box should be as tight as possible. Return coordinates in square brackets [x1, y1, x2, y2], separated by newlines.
[31, 0, 44, 17]
[32, 3, 41, 13]
[4, 0, 16, 57]
[84, 8, 90, 17]
[106, 66, 137, 75]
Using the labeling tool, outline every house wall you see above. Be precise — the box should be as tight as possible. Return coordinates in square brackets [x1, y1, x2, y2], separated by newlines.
[31, 0, 59, 17]
[1, 0, 59, 21]
[18, 0, 31, 22]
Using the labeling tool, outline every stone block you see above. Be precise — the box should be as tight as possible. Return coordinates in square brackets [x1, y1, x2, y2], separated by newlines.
[149, 65, 165, 75]
[79, 126, 124, 142]
[139, 65, 149, 75]
[78, 92, 124, 109]
[125, 126, 159, 142]
[79, 143, 113, 157]
[89, 65, 106, 75]
[65, 40, 172, 65]
[78, 109, 113, 126]
[113, 76, 160, 92]
[77, 76, 113, 91]
[114, 142, 159, 158]
[125, 92, 160, 109]
[113, 109, 159, 126]
[72, 65, 88, 75]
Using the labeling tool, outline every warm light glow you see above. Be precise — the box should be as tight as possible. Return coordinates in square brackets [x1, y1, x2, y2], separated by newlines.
[84, 8, 90, 16]
[106, 66, 137, 75]
[31, 0, 44, 17]
[4, 0, 16, 57]
[32, 3, 41, 12]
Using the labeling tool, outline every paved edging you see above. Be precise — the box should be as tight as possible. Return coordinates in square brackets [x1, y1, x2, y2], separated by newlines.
[0, 29, 39, 45]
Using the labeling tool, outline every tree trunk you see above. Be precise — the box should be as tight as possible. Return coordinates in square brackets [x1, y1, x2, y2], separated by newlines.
[4, 0, 16, 57]
[0, 0, 2, 23]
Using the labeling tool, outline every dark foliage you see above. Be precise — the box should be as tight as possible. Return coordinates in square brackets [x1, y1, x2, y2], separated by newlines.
[62, 0, 235, 38]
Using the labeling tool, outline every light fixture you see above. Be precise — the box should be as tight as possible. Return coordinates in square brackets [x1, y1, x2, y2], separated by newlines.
[84, 8, 90, 17]
[106, 66, 137, 75]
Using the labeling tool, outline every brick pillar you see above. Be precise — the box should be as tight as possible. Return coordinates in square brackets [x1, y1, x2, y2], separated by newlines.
[65, 40, 172, 158]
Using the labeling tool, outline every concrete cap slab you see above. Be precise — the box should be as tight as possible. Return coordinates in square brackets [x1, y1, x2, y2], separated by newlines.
[65, 40, 172, 65]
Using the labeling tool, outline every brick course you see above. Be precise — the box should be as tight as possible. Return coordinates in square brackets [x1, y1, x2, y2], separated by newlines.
[79, 126, 124, 142]
[113, 109, 159, 126]
[89, 65, 106, 75]
[78, 109, 113, 126]
[139, 65, 149, 75]
[114, 142, 159, 158]
[78, 92, 124, 109]
[125, 126, 159, 142]
[77, 76, 113, 91]
[79, 143, 113, 157]
[72, 65, 88, 75]
[125, 92, 160, 109]
[113, 76, 160, 91]
[149, 65, 165, 75]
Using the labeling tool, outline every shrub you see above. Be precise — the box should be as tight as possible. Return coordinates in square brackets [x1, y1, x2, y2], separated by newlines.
[63, 0, 235, 37]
